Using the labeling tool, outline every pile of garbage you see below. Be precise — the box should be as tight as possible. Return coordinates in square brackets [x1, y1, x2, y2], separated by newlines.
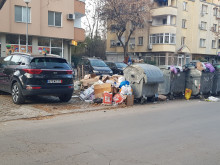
[195, 62, 215, 73]
[74, 74, 134, 106]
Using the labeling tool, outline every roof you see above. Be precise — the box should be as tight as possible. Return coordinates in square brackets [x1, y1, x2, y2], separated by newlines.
[0, 0, 6, 10]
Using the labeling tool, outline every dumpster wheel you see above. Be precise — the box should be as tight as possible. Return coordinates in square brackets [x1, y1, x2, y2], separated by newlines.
[198, 95, 204, 100]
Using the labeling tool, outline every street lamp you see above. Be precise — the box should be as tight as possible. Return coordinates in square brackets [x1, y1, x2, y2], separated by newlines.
[23, 0, 31, 53]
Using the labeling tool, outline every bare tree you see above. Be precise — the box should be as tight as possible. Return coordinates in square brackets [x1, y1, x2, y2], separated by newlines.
[83, 0, 106, 39]
[99, 0, 153, 58]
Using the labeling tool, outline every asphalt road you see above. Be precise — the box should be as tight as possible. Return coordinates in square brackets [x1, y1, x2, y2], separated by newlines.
[0, 100, 220, 165]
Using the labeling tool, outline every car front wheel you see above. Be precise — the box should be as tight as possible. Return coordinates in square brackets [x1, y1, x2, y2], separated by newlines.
[59, 93, 72, 102]
[11, 82, 25, 104]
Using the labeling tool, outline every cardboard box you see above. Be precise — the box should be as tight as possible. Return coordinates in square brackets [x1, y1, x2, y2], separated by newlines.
[94, 83, 112, 98]
[126, 95, 134, 106]
[80, 77, 99, 87]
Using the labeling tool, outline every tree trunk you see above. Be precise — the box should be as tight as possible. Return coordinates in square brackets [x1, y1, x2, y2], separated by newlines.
[123, 45, 129, 64]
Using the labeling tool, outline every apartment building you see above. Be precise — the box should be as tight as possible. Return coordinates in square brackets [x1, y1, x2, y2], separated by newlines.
[106, 0, 220, 66]
[0, 0, 85, 62]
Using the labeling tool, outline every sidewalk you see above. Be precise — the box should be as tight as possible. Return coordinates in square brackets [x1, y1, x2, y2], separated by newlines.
[0, 94, 126, 122]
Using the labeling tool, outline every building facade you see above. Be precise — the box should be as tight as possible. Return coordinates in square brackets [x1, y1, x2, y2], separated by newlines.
[106, 0, 220, 66]
[0, 0, 85, 62]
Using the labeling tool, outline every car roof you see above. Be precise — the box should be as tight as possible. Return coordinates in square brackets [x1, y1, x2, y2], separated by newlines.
[88, 58, 104, 61]
[11, 53, 62, 58]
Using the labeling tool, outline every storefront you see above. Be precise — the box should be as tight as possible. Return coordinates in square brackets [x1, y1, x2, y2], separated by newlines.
[0, 33, 71, 62]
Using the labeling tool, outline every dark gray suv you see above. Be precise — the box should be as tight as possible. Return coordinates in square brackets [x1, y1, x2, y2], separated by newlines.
[0, 53, 74, 104]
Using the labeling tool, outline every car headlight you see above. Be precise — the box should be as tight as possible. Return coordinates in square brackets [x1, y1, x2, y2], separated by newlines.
[93, 70, 99, 73]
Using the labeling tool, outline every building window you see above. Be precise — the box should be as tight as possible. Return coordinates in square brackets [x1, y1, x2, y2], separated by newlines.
[185, 55, 190, 64]
[182, 19, 186, 28]
[149, 33, 176, 45]
[15, 6, 31, 23]
[38, 37, 50, 47]
[138, 23, 144, 29]
[162, 18, 167, 25]
[130, 38, 135, 45]
[183, 2, 187, 11]
[181, 37, 185, 46]
[213, 24, 217, 32]
[6, 34, 19, 44]
[38, 38, 63, 56]
[138, 37, 143, 45]
[20, 35, 32, 45]
[212, 40, 216, 49]
[200, 39, 206, 48]
[48, 11, 62, 27]
[170, 34, 176, 44]
[164, 33, 169, 43]
[213, 8, 218, 16]
[110, 40, 116, 47]
[202, 4, 208, 14]
[5, 34, 32, 55]
[200, 21, 207, 30]
[110, 25, 116, 33]
[153, 54, 166, 66]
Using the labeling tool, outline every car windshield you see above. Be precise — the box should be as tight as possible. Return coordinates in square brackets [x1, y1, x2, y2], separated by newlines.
[90, 59, 107, 67]
[116, 63, 127, 68]
[30, 58, 71, 70]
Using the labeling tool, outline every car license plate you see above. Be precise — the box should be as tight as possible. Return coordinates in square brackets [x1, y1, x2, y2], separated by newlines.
[47, 80, 62, 83]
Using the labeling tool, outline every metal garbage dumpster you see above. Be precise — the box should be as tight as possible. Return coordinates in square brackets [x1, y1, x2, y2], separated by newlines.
[158, 66, 186, 99]
[185, 67, 214, 98]
[212, 67, 220, 96]
[123, 64, 164, 103]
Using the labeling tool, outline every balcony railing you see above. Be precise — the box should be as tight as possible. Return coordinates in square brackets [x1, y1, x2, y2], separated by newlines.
[74, 0, 85, 15]
[74, 27, 85, 42]
[152, 6, 177, 16]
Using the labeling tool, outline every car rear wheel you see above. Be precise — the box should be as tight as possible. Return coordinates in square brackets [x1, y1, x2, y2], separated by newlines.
[12, 82, 25, 104]
[59, 93, 72, 102]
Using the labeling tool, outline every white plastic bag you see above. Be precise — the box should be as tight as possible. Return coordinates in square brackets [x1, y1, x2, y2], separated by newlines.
[120, 85, 132, 95]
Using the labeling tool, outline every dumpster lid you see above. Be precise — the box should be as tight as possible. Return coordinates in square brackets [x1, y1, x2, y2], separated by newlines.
[124, 64, 164, 84]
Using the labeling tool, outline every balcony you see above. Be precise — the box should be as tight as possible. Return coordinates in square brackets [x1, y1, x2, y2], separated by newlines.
[74, 0, 85, 15]
[74, 27, 85, 42]
[152, 44, 176, 52]
[150, 25, 177, 34]
[152, 6, 177, 16]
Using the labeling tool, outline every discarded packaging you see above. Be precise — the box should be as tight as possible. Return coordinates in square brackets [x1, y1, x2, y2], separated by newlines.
[158, 95, 167, 101]
[103, 92, 113, 105]
[206, 96, 220, 102]
[185, 88, 192, 100]
[113, 94, 126, 104]
[120, 85, 133, 95]
[94, 83, 112, 98]
[126, 95, 134, 106]
[79, 86, 94, 100]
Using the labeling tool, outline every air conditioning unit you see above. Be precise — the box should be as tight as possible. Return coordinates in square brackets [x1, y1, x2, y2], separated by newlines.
[148, 44, 152, 50]
[116, 41, 121, 46]
[67, 14, 75, 20]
